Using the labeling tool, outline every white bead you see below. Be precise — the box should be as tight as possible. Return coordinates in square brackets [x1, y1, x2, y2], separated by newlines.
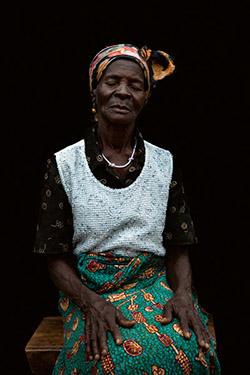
[102, 140, 137, 168]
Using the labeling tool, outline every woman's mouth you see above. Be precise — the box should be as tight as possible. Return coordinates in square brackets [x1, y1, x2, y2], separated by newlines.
[110, 105, 130, 113]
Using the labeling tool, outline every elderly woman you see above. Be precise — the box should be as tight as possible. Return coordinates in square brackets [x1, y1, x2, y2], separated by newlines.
[34, 44, 221, 374]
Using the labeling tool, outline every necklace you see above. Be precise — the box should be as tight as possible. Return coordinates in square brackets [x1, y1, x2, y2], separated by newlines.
[102, 139, 137, 169]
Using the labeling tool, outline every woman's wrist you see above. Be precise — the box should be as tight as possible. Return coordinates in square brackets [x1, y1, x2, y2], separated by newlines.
[78, 285, 99, 311]
[174, 286, 193, 300]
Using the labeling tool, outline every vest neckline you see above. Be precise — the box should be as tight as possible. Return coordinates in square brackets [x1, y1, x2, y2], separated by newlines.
[80, 139, 150, 192]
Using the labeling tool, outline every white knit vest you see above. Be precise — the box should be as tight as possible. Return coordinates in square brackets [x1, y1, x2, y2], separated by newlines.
[55, 139, 173, 257]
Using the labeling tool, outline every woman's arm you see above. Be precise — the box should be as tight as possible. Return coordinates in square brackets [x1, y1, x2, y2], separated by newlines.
[162, 246, 210, 351]
[47, 253, 136, 360]
[47, 253, 96, 310]
[164, 245, 193, 295]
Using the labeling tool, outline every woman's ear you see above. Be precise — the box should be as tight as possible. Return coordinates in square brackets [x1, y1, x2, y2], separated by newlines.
[91, 92, 98, 122]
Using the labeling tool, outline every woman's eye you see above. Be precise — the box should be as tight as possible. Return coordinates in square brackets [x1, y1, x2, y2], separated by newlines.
[105, 80, 117, 86]
[131, 85, 143, 91]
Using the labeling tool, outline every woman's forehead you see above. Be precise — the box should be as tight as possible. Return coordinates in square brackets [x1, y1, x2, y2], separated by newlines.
[103, 59, 144, 78]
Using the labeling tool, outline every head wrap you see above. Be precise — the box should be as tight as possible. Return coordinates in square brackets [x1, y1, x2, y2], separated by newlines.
[89, 43, 175, 98]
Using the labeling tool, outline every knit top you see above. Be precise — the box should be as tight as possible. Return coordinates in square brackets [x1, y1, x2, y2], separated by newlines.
[55, 139, 173, 257]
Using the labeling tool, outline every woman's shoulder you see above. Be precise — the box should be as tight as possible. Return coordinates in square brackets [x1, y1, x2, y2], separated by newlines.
[52, 139, 86, 173]
[144, 139, 172, 157]
[143, 140, 184, 173]
[55, 139, 85, 158]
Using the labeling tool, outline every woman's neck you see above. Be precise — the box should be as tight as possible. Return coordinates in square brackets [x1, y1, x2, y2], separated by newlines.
[96, 123, 136, 153]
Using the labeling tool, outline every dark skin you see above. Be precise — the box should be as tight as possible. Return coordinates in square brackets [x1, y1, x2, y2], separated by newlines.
[47, 59, 210, 361]
[47, 254, 135, 361]
[162, 246, 210, 350]
[93, 59, 147, 180]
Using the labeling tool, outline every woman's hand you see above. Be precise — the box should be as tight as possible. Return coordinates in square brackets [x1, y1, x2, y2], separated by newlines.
[47, 254, 136, 360]
[84, 294, 136, 361]
[163, 246, 210, 351]
[161, 291, 210, 351]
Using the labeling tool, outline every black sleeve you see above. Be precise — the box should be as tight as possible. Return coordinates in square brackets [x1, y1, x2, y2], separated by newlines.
[163, 155, 198, 246]
[33, 156, 74, 254]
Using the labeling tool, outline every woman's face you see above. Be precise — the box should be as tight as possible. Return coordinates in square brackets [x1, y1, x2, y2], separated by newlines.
[94, 59, 147, 127]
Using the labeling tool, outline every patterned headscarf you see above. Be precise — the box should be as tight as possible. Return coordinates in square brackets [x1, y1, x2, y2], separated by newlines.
[89, 44, 175, 98]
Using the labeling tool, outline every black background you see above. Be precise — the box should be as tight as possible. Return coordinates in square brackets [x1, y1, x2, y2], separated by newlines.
[4, 2, 248, 374]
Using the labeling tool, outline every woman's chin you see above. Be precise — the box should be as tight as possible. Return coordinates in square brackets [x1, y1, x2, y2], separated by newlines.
[107, 114, 134, 127]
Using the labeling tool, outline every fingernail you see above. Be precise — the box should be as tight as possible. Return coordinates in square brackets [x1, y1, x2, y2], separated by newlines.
[116, 338, 122, 344]
[184, 332, 191, 338]
[95, 354, 100, 360]
[205, 343, 210, 348]
[89, 355, 93, 360]
[102, 349, 107, 356]
[161, 318, 168, 324]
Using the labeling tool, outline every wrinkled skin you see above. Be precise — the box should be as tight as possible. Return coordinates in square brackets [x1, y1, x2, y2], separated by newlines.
[94, 58, 147, 128]
[47, 59, 210, 360]
[161, 246, 210, 351]
[47, 254, 136, 361]
[84, 295, 136, 360]
[161, 292, 210, 348]
[47, 249, 210, 360]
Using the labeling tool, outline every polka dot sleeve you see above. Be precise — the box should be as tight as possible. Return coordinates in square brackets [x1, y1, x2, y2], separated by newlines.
[163, 162, 198, 246]
[33, 156, 73, 254]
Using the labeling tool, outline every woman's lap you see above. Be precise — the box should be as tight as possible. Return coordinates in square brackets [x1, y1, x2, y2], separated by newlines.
[53, 252, 220, 374]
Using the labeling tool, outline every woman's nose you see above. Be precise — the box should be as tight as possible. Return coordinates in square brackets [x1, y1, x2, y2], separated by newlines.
[115, 83, 131, 97]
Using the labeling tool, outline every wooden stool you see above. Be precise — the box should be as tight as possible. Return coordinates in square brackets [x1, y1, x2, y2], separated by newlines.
[25, 314, 217, 375]
[25, 316, 63, 375]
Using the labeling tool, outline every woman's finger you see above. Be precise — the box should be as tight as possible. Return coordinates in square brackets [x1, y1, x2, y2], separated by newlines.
[116, 309, 136, 328]
[107, 315, 123, 345]
[161, 302, 173, 324]
[97, 322, 108, 357]
[199, 323, 210, 350]
[179, 311, 191, 339]
[190, 314, 210, 350]
[85, 314, 93, 360]
[90, 315, 100, 360]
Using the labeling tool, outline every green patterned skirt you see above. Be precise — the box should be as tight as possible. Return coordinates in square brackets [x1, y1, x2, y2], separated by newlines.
[53, 251, 221, 374]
